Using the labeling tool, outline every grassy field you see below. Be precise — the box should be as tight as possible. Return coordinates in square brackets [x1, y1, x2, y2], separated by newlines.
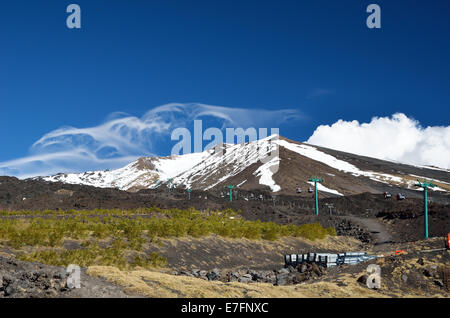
[0, 207, 335, 270]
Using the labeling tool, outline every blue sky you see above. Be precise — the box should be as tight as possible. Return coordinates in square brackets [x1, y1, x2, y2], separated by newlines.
[1, 0, 449, 177]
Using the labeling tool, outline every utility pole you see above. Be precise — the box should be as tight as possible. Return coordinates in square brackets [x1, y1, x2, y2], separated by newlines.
[187, 188, 192, 200]
[167, 178, 173, 193]
[226, 185, 235, 202]
[415, 179, 435, 239]
[309, 177, 323, 216]
[325, 203, 334, 215]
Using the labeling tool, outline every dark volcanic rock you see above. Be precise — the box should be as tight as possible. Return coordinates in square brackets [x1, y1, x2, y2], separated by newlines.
[357, 275, 368, 285]
[334, 219, 372, 243]
[0, 255, 139, 298]
[179, 265, 327, 286]
[276, 273, 288, 286]
[206, 269, 220, 281]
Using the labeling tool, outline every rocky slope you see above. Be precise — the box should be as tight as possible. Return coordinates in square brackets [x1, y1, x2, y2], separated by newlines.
[0, 255, 139, 298]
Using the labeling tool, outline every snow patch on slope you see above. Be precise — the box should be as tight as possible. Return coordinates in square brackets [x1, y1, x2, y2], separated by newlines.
[152, 152, 211, 182]
[275, 139, 447, 191]
[275, 140, 364, 175]
[307, 181, 343, 196]
[43, 151, 209, 191]
[253, 156, 281, 192]
[43, 161, 152, 190]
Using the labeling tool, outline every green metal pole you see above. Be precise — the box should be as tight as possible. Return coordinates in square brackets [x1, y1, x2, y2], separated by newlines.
[308, 177, 322, 216]
[226, 185, 234, 202]
[314, 181, 319, 216]
[415, 180, 434, 239]
[424, 187, 428, 239]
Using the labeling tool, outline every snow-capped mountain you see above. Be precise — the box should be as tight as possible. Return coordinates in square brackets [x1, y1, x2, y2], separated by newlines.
[42, 135, 450, 196]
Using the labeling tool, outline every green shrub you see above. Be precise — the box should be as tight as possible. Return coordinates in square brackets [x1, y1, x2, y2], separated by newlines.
[3, 207, 336, 269]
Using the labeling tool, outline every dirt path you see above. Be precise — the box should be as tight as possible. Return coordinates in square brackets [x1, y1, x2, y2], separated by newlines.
[344, 216, 393, 249]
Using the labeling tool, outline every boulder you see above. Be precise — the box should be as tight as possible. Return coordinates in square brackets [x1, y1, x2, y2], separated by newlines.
[276, 273, 289, 286]
[212, 268, 220, 276]
[292, 273, 308, 284]
[206, 271, 219, 281]
[192, 269, 200, 277]
[401, 274, 408, 283]
[434, 279, 444, 288]
[238, 274, 252, 283]
[298, 264, 308, 273]
[357, 275, 368, 285]
[311, 263, 323, 276]
[422, 269, 432, 277]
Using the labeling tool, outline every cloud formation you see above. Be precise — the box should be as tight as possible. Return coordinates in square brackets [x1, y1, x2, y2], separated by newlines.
[0, 103, 302, 179]
[307, 113, 450, 169]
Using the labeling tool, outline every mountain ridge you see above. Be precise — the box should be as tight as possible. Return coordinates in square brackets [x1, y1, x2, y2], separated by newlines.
[39, 135, 450, 197]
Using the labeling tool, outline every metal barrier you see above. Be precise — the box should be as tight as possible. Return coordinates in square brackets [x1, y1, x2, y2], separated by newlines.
[285, 251, 378, 268]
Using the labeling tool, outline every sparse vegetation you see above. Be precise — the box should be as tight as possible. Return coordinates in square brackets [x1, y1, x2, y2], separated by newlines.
[0, 207, 335, 269]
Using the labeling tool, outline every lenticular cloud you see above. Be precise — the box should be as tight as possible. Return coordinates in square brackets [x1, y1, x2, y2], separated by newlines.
[307, 113, 450, 170]
[0, 103, 301, 179]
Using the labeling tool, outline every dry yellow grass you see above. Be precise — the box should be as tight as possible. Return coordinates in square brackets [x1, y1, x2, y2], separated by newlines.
[87, 266, 387, 298]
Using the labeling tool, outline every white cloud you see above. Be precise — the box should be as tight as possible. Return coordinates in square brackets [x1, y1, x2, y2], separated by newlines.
[306, 113, 450, 169]
[0, 103, 302, 179]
